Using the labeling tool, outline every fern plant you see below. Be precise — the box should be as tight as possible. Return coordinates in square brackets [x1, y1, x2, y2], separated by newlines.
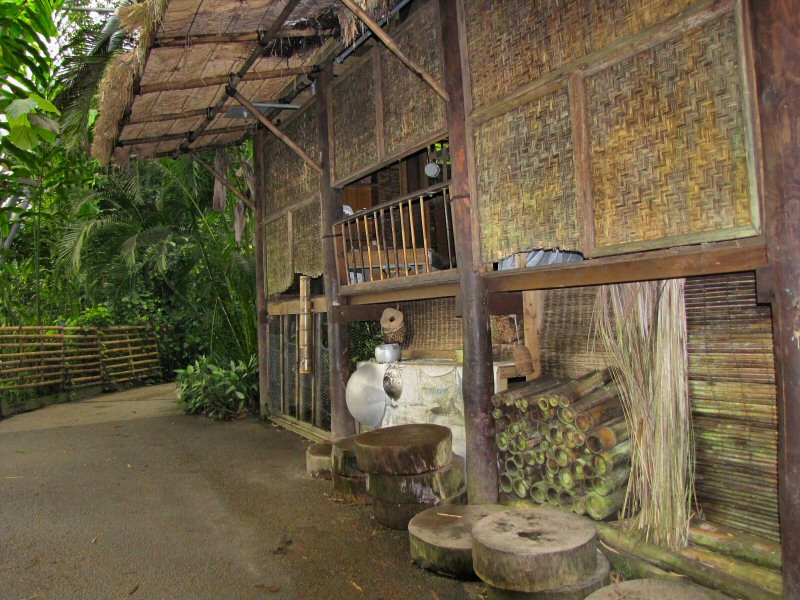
[175, 355, 258, 420]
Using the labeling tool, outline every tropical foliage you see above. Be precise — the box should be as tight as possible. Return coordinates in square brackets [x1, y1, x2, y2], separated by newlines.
[175, 355, 259, 420]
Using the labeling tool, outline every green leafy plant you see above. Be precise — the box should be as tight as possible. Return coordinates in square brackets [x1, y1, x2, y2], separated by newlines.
[175, 355, 258, 420]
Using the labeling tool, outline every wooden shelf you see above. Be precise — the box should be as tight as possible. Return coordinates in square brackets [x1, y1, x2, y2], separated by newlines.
[340, 269, 460, 305]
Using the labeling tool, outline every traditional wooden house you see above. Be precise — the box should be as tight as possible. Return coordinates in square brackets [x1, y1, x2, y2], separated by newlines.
[92, 0, 798, 597]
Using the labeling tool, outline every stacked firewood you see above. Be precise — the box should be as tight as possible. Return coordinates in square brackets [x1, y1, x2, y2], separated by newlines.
[493, 369, 632, 520]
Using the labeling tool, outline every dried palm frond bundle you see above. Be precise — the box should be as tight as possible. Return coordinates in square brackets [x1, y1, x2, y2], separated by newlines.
[212, 149, 227, 212]
[233, 200, 248, 244]
[593, 280, 694, 549]
[338, 0, 393, 47]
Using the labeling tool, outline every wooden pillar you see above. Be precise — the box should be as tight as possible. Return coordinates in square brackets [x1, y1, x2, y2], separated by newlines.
[751, 1, 800, 596]
[317, 67, 355, 438]
[253, 127, 271, 418]
[439, 0, 498, 503]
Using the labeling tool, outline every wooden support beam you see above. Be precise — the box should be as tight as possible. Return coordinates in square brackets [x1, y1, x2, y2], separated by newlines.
[253, 128, 270, 418]
[439, 0, 497, 504]
[128, 108, 209, 125]
[751, 0, 800, 596]
[119, 125, 253, 147]
[339, 0, 450, 103]
[154, 28, 338, 47]
[189, 150, 254, 211]
[230, 88, 323, 174]
[138, 67, 314, 95]
[317, 66, 355, 438]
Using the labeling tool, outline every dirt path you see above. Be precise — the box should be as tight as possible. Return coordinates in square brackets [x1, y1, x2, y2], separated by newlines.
[0, 385, 481, 600]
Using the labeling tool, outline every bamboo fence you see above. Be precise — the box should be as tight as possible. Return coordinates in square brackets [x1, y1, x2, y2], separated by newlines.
[0, 325, 161, 394]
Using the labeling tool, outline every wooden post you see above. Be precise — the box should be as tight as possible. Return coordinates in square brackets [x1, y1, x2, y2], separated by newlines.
[439, 0, 498, 503]
[253, 127, 271, 418]
[317, 67, 355, 438]
[751, 1, 800, 596]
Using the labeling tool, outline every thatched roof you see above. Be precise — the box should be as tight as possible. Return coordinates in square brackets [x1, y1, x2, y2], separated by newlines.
[92, 0, 355, 166]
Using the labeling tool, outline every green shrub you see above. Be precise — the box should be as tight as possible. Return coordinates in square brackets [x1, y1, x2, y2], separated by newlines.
[175, 355, 258, 420]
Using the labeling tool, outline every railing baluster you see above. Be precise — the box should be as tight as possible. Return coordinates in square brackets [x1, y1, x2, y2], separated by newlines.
[379, 208, 392, 278]
[399, 204, 409, 276]
[389, 206, 400, 279]
[346, 219, 358, 283]
[363, 214, 374, 282]
[374, 213, 385, 280]
[420, 195, 431, 273]
[354, 216, 366, 281]
[339, 223, 350, 285]
[443, 188, 454, 268]
[408, 198, 418, 274]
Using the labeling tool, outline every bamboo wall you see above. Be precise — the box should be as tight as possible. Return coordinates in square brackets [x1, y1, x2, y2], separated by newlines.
[685, 272, 779, 542]
[0, 325, 161, 394]
[463, 0, 761, 264]
[330, 0, 447, 187]
[264, 102, 323, 295]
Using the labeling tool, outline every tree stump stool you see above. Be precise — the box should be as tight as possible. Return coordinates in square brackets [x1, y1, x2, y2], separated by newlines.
[306, 441, 332, 478]
[354, 424, 452, 475]
[485, 551, 610, 599]
[408, 504, 509, 578]
[367, 455, 465, 504]
[472, 507, 598, 593]
[332, 435, 363, 477]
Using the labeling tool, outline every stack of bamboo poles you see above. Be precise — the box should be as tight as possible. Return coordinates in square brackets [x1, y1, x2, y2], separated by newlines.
[493, 369, 631, 521]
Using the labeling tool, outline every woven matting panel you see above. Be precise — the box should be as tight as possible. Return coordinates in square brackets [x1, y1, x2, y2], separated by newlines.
[685, 273, 778, 542]
[332, 57, 377, 183]
[587, 14, 753, 249]
[380, 1, 445, 156]
[475, 88, 579, 263]
[464, 0, 586, 110]
[266, 215, 293, 295]
[399, 298, 462, 352]
[292, 201, 323, 278]
[539, 286, 608, 379]
[265, 103, 320, 215]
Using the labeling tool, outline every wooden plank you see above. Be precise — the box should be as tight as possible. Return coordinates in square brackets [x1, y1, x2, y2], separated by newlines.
[341, 269, 460, 304]
[485, 238, 767, 293]
[523, 291, 545, 379]
[751, 0, 800, 594]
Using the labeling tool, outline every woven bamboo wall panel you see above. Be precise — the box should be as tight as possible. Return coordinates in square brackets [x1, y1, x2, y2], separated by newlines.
[685, 272, 779, 542]
[380, 1, 445, 156]
[265, 103, 320, 215]
[587, 14, 753, 249]
[464, 0, 586, 109]
[292, 201, 323, 278]
[332, 57, 377, 183]
[475, 88, 580, 263]
[266, 215, 293, 295]
[399, 298, 462, 352]
[540, 286, 608, 379]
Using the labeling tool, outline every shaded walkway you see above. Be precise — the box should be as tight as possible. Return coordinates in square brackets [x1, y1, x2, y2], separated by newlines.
[0, 385, 479, 599]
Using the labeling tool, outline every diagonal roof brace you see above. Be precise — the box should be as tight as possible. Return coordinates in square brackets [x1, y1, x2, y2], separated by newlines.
[189, 150, 255, 211]
[338, 0, 449, 103]
[228, 87, 323, 175]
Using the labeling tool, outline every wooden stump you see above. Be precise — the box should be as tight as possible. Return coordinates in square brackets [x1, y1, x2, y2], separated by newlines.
[354, 424, 453, 475]
[332, 472, 370, 506]
[584, 579, 717, 600]
[472, 507, 598, 593]
[306, 441, 333, 478]
[373, 489, 467, 530]
[408, 504, 509, 578]
[332, 435, 363, 477]
[368, 455, 465, 504]
[486, 551, 610, 599]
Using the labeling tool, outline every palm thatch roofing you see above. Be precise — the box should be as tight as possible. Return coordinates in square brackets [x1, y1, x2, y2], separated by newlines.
[93, 0, 397, 166]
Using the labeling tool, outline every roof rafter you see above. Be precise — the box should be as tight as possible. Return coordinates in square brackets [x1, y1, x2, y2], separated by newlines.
[137, 66, 315, 95]
[153, 28, 337, 47]
[118, 125, 255, 147]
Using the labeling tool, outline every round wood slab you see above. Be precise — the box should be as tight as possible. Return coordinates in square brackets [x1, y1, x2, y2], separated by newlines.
[408, 504, 509, 578]
[486, 551, 610, 599]
[332, 472, 370, 506]
[584, 579, 717, 600]
[368, 455, 465, 504]
[354, 424, 453, 475]
[472, 507, 598, 593]
[331, 435, 363, 477]
[374, 489, 468, 531]
[306, 441, 333, 478]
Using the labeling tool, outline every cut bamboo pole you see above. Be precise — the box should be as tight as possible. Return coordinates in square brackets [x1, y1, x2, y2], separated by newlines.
[586, 417, 630, 453]
[593, 439, 631, 476]
[591, 466, 630, 496]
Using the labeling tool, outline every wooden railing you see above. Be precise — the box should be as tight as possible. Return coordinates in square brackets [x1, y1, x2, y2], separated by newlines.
[0, 325, 161, 393]
[334, 183, 456, 286]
